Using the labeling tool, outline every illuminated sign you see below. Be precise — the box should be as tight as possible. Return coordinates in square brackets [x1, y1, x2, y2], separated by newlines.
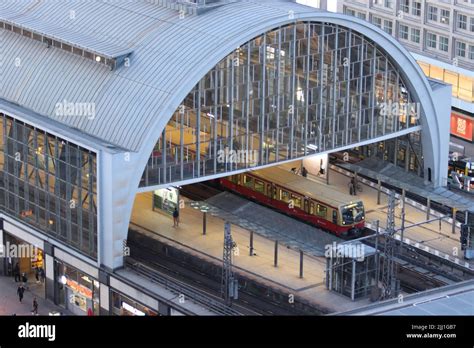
[65, 278, 93, 299]
[153, 187, 179, 216]
[122, 302, 145, 316]
[450, 112, 473, 142]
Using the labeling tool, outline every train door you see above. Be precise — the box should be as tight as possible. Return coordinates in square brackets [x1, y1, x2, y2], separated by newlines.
[332, 210, 338, 225]
[303, 198, 310, 214]
[266, 183, 272, 198]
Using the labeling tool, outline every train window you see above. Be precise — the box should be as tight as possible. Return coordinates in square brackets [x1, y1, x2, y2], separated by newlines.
[280, 190, 290, 203]
[230, 175, 238, 184]
[243, 175, 253, 188]
[310, 202, 315, 215]
[272, 186, 277, 199]
[254, 180, 265, 193]
[291, 194, 302, 208]
[316, 204, 327, 217]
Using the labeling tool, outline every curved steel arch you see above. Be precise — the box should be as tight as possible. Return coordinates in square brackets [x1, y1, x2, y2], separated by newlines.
[101, 13, 449, 270]
[131, 13, 444, 193]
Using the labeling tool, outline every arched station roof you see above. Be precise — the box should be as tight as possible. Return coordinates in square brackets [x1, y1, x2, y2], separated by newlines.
[1, 0, 440, 160]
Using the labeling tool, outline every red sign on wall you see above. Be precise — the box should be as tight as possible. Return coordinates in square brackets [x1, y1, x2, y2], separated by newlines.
[450, 112, 473, 142]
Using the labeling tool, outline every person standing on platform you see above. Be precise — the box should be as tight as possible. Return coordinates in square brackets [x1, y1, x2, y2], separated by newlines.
[301, 166, 308, 178]
[350, 177, 357, 196]
[173, 208, 180, 228]
[17, 284, 25, 303]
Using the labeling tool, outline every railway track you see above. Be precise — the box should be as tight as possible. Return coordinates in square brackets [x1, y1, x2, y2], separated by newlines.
[127, 233, 320, 315]
[178, 181, 459, 294]
[179, 182, 222, 201]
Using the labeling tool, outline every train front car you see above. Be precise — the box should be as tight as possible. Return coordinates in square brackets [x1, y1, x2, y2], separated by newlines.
[339, 201, 365, 237]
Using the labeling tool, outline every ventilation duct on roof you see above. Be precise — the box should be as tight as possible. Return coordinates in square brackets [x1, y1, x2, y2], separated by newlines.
[153, 0, 240, 15]
[0, 19, 132, 71]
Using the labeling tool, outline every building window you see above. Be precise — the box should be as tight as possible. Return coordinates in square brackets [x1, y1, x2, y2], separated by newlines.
[357, 12, 366, 20]
[345, 8, 355, 17]
[372, 16, 382, 28]
[469, 46, 474, 60]
[383, 20, 393, 34]
[457, 14, 467, 30]
[456, 41, 466, 57]
[426, 33, 437, 49]
[399, 24, 409, 40]
[440, 9, 450, 24]
[427, 5, 438, 22]
[439, 36, 449, 52]
[0, 114, 98, 258]
[410, 28, 420, 43]
[412, 1, 421, 16]
[374, 0, 393, 8]
[400, 0, 409, 13]
[470, 18, 474, 32]
[385, 0, 394, 9]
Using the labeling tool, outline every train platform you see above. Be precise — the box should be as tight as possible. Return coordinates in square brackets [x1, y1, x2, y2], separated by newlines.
[338, 158, 473, 211]
[130, 192, 374, 313]
[338, 279, 474, 316]
[288, 162, 473, 269]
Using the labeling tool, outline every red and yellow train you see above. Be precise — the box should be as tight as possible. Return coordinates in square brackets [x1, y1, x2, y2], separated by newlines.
[219, 166, 365, 237]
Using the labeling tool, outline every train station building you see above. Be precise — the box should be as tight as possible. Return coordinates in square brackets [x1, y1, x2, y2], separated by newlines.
[0, 0, 457, 315]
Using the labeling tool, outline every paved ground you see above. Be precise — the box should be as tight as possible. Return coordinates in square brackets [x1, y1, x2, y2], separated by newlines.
[131, 192, 373, 313]
[206, 191, 342, 257]
[0, 275, 67, 316]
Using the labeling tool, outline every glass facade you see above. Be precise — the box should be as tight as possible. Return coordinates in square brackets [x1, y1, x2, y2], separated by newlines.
[418, 60, 474, 103]
[351, 131, 424, 177]
[0, 113, 98, 258]
[141, 22, 419, 187]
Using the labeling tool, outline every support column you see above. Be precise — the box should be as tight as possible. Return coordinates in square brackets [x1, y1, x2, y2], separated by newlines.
[274, 240, 278, 267]
[452, 208, 457, 234]
[426, 197, 431, 220]
[202, 212, 207, 235]
[249, 231, 254, 256]
[377, 178, 382, 205]
[44, 253, 55, 303]
[299, 250, 304, 278]
[99, 150, 139, 270]
[99, 269, 110, 315]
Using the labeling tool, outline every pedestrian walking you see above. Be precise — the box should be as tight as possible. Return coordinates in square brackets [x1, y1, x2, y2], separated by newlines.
[35, 267, 40, 283]
[173, 208, 180, 228]
[17, 285, 25, 303]
[39, 267, 45, 284]
[14, 263, 20, 282]
[32, 297, 38, 315]
[21, 272, 28, 290]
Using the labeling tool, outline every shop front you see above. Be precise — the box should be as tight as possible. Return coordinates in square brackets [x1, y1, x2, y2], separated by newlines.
[111, 290, 158, 316]
[1, 233, 45, 296]
[55, 261, 99, 316]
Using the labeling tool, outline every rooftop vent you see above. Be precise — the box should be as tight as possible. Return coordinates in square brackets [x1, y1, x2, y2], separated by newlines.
[0, 18, 132, 70]
[154, 0, 239, 15]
